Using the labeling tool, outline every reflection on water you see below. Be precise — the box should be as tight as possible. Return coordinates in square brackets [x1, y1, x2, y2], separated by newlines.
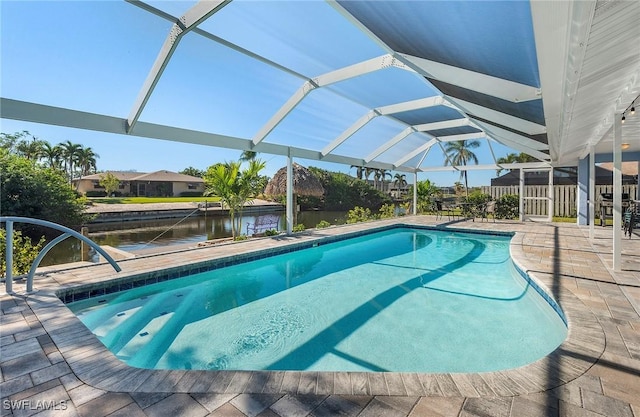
[41, 211, 348, 267]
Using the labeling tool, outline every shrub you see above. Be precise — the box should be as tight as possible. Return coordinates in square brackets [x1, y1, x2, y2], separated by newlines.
[264, 229, 279, 236]
[234, 234, 248, 241]
[347, 206, 374, 223]
[496, 194, 519, 219]
[0, 228, 46, 276]
[316, 220, 331, 229]
[1, 150, 90, 235]
[180, 191, 204, 197]
[293, 224, 306, 232]
[378, 203, 396, 219]
[85, 190, 107, 197]
[464, 190, 491, 206]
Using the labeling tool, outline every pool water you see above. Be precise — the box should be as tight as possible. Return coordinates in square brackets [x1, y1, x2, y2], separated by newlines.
[69, 227, 567, 373]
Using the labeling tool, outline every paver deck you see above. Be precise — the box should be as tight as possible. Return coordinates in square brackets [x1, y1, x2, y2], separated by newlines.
[1, 216, 639, 416]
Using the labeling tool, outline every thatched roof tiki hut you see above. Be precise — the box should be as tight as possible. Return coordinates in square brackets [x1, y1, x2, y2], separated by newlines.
[265, 163, 324, 231]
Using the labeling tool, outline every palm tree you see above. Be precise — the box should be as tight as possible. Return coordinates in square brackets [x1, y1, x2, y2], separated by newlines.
[378, 169, 392, 192]
[350, 165, 364, 180]
[239, 150, 257, 161]
[496, 152, 536, 176]
[443, 140, 480, 198]
[15, 137, 45, 160]
[364, 167, 375, 184]
[393, 173, 408, 189]
[41, 142, 63, 170]
[59, 141, 83, 183]
[76, 147, 99, 179]
[203, 159, 266, 239]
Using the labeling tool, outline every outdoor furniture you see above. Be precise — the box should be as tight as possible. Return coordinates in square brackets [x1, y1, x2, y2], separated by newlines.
[480, 200, 496, 222]
[623, 202, 640, 238]
[598, 193, 631, 226]
[440, 198, 459, 221]
[246, 215, 280, 235]
[457, 201, 478, 221]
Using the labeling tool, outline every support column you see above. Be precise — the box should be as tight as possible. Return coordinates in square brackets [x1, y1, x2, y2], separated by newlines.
[613, 113, 623, 271]
[519, 168, 525, 222]
[589, 147, 595, 239]
[577, 156, 589, 225]
[286, 151, 293, 235]
[548, 167, 554, 222]
[4, 220, 13, 293]
[413, 172, 418, 215]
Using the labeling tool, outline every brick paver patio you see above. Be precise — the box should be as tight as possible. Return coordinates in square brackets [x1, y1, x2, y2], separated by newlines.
[2, 216, 639, 416]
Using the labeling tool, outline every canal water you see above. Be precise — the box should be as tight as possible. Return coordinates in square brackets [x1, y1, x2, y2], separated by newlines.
[41, 211, 348, 267]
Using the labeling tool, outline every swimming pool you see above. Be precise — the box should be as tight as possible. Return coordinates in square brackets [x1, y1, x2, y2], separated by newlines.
[68, 226, 567, 373]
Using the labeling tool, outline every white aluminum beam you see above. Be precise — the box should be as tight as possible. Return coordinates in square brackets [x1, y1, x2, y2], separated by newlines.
[365, 127, 415, 163]
[321, 110, 378, 156]
[416, 147, 431, 169]
[476, 122, 548, 152]
[447, 97, 547, 135]
[530, 0, 573, 160]
[251, 81, 316, 146]
[393, 138, 438, 167]
[436, 132, 486, 143]
[398, 54, 542, 103]
[0, 98, 406, 173]
[127, 0, 230, 132]
[376, 96, 446, 115]
[313, 54, 395, 86]
[413, 118, 469, 132]
[253, 54, 405, 147]
[418, 161, 550, 172]
[480, 131, 551, 162]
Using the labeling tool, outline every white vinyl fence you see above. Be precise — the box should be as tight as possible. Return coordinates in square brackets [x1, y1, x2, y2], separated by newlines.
[480, 185, 638, 218]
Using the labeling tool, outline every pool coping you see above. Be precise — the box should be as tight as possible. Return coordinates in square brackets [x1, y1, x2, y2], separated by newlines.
[22, 219, 606, 397]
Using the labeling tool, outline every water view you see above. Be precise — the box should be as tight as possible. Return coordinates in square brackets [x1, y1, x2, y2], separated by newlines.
[41, 211, 348, 267]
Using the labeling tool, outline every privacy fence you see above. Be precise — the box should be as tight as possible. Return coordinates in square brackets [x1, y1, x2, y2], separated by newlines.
[480, 185, 638, 218]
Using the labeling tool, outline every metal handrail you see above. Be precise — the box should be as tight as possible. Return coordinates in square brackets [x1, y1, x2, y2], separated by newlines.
[1, 216, 121, 293]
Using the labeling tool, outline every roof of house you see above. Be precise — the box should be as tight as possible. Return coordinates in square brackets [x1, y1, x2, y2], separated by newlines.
[74, 170, 204, 183]
[490, 167, 637, 186]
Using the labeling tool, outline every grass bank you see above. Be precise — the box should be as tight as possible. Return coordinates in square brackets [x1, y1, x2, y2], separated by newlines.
[89, 196, 221, 204]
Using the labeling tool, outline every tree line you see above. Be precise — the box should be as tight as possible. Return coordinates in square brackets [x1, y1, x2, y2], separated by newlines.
[0, 131, 99, 183]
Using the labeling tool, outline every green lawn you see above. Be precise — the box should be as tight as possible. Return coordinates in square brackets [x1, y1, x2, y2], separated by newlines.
[89, 196, 221, 204]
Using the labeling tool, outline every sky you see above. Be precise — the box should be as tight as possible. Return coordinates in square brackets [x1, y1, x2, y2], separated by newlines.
[0, 0, 527, 187]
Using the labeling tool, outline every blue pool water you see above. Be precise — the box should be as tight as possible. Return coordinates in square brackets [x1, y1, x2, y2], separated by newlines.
[69, 227, 567, 373]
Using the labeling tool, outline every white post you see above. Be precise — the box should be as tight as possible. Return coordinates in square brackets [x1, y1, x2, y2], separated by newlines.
[413, 172, 418, 215]
[5, 220, 13, 293]
[286, 150, 294, 235]
[547, 167, 554, 222]
[613, 113, 623, 271]
[519, 168, 525, 222]
[589, 147, 595, 239]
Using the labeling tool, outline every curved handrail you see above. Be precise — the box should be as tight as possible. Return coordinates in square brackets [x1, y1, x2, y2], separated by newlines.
[1, 216, 121, 293]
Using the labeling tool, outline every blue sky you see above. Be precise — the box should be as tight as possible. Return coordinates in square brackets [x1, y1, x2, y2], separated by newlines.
[0, 1, 522, 187]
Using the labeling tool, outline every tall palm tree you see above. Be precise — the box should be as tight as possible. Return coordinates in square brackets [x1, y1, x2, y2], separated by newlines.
[239, 150, 257, 161]
[495, 152, 536, 176]
[76, 147, 99, 177]
[59, 141, 83, 183]
[350, 165, 364, 180]
[393, 173, 408, 189]
[15, 137, 45, 160]
[443, 140, 480, 198]
[41, 142, 64, 170]
[378, 169, 392, 192]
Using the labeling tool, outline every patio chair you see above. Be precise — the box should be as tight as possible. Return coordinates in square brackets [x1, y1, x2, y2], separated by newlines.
[623, 206, 635, 238]
[480, 200, 496, 222]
